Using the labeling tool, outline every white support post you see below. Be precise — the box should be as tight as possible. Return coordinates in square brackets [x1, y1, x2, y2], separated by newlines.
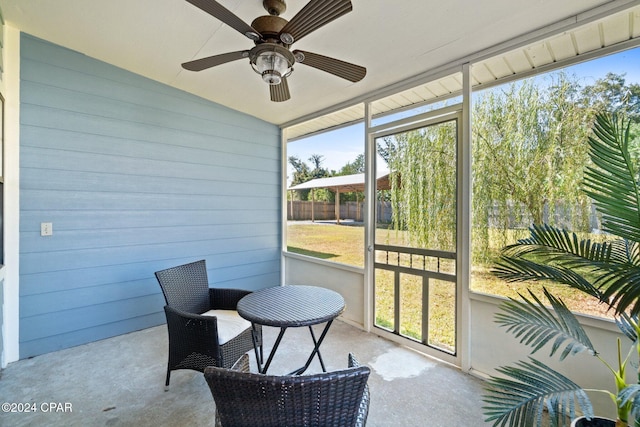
[280, 127, 288, 286]
[458, 62, 473, 372]
[364, 102, 375, 332]
[3, 25, 21, 366]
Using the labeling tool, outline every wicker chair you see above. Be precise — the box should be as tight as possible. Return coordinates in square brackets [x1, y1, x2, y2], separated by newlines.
[204, 353, 371, 427]
[155, 259, 262, 388]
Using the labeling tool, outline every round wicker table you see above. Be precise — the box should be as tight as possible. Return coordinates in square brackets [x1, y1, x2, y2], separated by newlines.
[237, 285, 345, 374]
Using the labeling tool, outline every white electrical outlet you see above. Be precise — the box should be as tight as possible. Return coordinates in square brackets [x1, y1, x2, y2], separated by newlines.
[41, 222, 53, 236]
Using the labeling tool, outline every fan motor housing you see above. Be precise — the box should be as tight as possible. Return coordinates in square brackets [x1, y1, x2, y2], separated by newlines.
[251, 15, 288, 41]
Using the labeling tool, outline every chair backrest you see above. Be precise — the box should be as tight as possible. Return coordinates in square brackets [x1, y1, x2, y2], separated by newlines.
[155, 260, 210, 313]
[204, 365, 371, 427]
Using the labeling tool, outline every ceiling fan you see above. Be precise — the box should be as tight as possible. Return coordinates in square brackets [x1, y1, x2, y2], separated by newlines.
[182, 0, 366, 102]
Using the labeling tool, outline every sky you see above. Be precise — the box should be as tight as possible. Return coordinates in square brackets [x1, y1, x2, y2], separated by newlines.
[286, 46, 640, 184]
[287, 123, 364, 177]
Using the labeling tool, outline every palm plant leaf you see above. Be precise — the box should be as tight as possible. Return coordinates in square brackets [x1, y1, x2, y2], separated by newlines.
[496, 288, 595, 359]
[505, 224, 613, 269]
[483, 358, 592, 427]
[493, 256, 603, 300]
[598, 264, 640, 315]
[615, 313, 639, 342]
[609, 238, 640, 265]
[485, 112, 640, 427]
[583, 113, 640, 243]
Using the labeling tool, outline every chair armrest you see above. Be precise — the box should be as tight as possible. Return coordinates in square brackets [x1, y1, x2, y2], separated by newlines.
[164, 305, 220, 338]
[209, 288, 251, 310]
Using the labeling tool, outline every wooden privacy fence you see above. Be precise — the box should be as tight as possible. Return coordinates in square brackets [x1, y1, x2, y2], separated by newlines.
[289, 200, 598, 230]
[287, 201, 393, 223]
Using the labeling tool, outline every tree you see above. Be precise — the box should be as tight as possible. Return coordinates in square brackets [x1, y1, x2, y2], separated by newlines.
[338, 154, 365, 175]
[377, 138, 397, 166]
[288, 154, 332, 202]
[386, 120, 458, 251]
[308, 154, 329, 179]
[288, 155, 310, 186]
[580, 72, 640, 120]
[581, 72, 640, 165]
[472, 73, 594, 262]
[288, 155, 311, 200]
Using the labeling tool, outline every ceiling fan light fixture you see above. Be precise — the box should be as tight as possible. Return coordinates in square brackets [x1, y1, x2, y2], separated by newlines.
[250, 44, 295, 85]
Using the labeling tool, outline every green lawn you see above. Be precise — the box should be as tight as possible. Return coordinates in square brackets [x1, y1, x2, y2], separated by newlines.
[287, 222, 364, 265]
[287, 222, 613, 343]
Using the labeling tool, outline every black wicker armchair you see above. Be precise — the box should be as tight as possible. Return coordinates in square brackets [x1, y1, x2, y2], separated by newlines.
[155, 259, 262, 388]
[204, 353, 371, 427]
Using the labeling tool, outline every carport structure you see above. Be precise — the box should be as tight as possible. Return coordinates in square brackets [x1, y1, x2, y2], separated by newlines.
[288, 172, 391, 223]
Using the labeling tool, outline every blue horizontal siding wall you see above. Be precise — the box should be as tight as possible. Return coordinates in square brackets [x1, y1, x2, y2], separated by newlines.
[19, 34, 282, 358]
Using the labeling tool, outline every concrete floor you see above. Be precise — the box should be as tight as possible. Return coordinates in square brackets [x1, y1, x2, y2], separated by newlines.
[0, 320, 488, 426]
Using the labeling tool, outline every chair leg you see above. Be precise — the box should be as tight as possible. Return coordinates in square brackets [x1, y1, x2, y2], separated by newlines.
[165, 368, 171, 391]
[250, 324, 264, 367]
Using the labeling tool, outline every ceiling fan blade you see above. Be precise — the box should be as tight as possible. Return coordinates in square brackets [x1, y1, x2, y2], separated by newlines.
[270, 78, 291, 102]
[182, 50, 249, 71]
[278, 0, 352, 44]
[186, 0, 261, 40]
[294, 50, 366, 82]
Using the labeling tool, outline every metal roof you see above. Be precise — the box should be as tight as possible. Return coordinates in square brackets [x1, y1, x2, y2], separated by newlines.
[288, 172, 391, 193]
[285, 4, 640, 140]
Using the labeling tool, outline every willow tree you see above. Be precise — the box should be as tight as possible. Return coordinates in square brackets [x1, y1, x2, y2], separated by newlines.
[383, 73, 595, 258]
[386, 120, 457, 251]
[472, 73, 594, 263]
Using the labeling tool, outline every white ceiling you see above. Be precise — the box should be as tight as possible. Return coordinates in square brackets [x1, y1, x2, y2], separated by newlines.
[0, 0, 633, 129]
